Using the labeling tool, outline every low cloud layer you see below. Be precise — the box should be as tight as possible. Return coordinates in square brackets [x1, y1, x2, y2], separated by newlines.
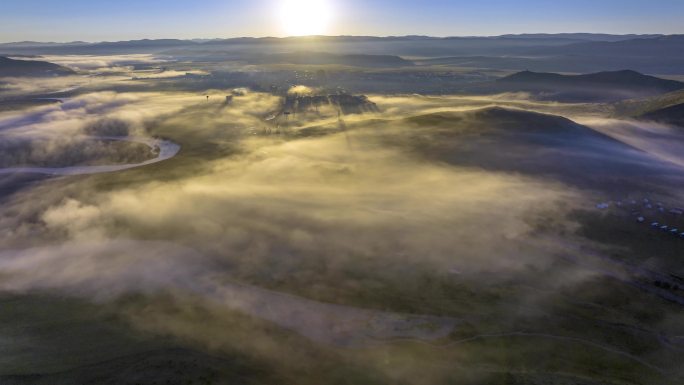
[0, 90, 594, 307]
[0, 88, 678, 382]
[17, 54, 169, 72]
[578, 116, 684, 169]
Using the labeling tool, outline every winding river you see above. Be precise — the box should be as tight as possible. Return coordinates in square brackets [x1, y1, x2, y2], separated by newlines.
[0, 136, 181, 176]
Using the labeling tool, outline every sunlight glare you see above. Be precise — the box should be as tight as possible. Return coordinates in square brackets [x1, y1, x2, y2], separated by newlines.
[279, 0, 333, 36]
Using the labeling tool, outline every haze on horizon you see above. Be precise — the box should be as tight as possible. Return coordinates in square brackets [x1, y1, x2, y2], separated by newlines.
[1, 0, 683, 43]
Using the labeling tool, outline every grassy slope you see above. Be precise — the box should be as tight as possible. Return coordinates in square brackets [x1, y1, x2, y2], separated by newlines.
[0, 56, 75, 77]
[351, 107, 684, 193]
[614, 89, 684, 119]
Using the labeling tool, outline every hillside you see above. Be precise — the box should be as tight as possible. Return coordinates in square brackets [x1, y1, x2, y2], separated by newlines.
[614, 89, 684, 126]
[499, 70, 684, 92]
[403, 107, 612, 139]
[364, 107, 674, 190]
[488, 70, 684, 101]
[0, 56, 75, 77]
[640, 103, 684, 127]
[403, 106, 589, 134]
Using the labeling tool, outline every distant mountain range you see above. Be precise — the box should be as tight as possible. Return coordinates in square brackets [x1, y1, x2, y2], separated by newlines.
[2, 34, 683, 74]
[533, 35, 684, 56]
[497, 33, 662, 42]
[0, 56, 75, 77]
[0, 34, 675, 55]
[0, 41, 88, 47]
[0, 33, 663, 47]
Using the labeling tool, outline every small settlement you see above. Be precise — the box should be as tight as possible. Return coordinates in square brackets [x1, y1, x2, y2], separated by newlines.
[596, 198, 684, 239]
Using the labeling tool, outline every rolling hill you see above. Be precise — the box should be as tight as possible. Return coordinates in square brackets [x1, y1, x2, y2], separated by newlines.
[498, 70, 684, 92]
[358, 107, 681, 191]
[614, 89, 684, 127]
[399, 106, 606, 138]
[640, 103, 684, 127]
[0, 56, 75, 77]
[489, 70, 684, 101]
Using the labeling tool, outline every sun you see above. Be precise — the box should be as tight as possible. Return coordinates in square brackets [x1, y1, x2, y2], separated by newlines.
[279, 0, 333, 36]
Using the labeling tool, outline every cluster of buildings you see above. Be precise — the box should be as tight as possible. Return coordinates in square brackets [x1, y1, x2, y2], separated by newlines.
[261, 92, 379, 132]
[596, 198, 684, 239]
[280, 92, 379, 116]
[649, 221, 684, 237]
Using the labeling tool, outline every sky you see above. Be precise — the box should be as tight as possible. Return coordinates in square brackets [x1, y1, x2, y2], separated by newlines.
[0, 0, 683, 43]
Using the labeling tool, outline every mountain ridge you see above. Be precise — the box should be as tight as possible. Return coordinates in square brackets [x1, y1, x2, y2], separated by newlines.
[0, 33, 671, 48]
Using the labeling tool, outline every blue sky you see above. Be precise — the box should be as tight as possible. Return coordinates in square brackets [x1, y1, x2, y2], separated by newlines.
[1, 0, 683, 42]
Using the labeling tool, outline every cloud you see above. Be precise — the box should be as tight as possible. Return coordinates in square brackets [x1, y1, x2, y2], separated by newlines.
[0, 89, 637, 362]
[1, 98, 589, 284]
[0, 91, 211, 172]
[20, 54, 169, 71]
[287, 85, 316, 95]
[0, 91, 204, 137]
[577, 116, 684, 169]
[0, 90, 595, 290]
[132, 69, 209, 79]
[41, 199, 105, 240]
[0, 75, 98, 96]
[82, 117, 131, 136]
